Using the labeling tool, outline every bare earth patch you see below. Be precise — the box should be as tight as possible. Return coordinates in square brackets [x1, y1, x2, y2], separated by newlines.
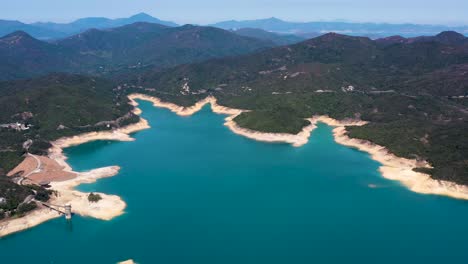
[7, 155, 76, 183]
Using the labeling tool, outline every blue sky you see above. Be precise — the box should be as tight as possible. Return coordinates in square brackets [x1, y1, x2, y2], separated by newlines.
[2, 0, 467, 25]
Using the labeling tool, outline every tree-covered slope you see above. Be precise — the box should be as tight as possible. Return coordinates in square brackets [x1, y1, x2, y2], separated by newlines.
[0, 73, 136, 173]
[0, 23, 274, 81]
[125, 32, 468, 184]
[130, 32, 467, 102]
[0, 30, 466, 186]
[57, 23, 274, 74]
[0, 31, 77, 80]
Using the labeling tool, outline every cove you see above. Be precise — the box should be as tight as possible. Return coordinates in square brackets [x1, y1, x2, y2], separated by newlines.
[2, 100, 468, 264]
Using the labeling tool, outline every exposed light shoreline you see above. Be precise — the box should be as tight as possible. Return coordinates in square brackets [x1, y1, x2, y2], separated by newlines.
[332, 127, 468, 200]
[118, 260, 136, 264]
[0, 166, 126, 238]
[2, 92, 467, 237]
[0, 102, 150, 238]
[129, 93, 468, 200]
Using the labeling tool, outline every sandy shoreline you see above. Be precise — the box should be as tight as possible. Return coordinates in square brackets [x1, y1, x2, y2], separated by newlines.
[2, 92, 467, 237]
[0, 103, 151, 238]
[49, 116, 150, 173]
[332, 127, 468, 200]
[0, 166, 126, 238]
[118, 260, 136, 264]
[129, 93, 317, 147]
[131, 93, 468, 200]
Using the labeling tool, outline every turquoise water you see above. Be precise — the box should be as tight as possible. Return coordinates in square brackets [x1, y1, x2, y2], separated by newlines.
[2, 100, 468, 263]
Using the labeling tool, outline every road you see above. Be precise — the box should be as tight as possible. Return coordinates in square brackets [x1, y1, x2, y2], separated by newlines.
[18, 153, 42, 185]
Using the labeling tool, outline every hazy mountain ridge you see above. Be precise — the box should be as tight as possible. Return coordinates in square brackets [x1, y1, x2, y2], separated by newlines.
[2, 14, 468, 40]
[0, 19, 63, 40]
[211, 17, 468, 38]
[233, 28, 305, 45]
[0, 13, 178, 39]
[0, 22, 274, 80]
[376, 31, 468, 46]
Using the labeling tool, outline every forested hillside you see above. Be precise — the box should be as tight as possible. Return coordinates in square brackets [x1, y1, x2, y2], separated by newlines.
[0, 30, 466, 186]
[0, 23, 274, 80]
[124, 31, 468, 184]
[0, 74, 136, 173]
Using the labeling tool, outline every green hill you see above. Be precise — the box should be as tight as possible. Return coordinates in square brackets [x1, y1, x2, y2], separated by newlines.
[0, 73, 136, 172]
[0, 23, 274, 81]
[0, 31, 466, 186]
[126, 32, 468, 184]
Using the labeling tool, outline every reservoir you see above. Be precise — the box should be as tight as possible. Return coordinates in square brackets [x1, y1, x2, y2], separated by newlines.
[2, 100, 468, 263]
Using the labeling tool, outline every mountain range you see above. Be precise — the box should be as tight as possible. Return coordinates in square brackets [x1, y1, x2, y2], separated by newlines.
[0, 13, 178, 39]
[211, 17, 468, 38]
[5, 17, 467, 82]
[0, 16, 466, 188]
[2, 14, 468, 41]
[0, 22, 274, 80]
[135, 31, 468, 99]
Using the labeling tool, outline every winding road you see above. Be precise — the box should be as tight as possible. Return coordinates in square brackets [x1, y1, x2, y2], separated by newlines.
[18, 153, 42, 185]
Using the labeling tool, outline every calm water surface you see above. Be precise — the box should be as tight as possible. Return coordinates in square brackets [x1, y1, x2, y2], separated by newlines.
[2, 100, 468, 263]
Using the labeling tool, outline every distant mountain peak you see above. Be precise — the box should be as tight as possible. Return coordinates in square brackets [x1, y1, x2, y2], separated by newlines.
[0, 30, 37, 44]
[0, 30, 50, 52]
[130, 12, 154, 19]
[435, 31, 466, 44]
[303, 32, 373, 48]
[0, 19, 24, 26]
[317, 32, 348, 40]
[2, 30, 32, 38]
[265, 17, 284, 22]
[405, 31, 467, 45]
[125, 12, 178, 27]
[437, 31, 465, 38]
